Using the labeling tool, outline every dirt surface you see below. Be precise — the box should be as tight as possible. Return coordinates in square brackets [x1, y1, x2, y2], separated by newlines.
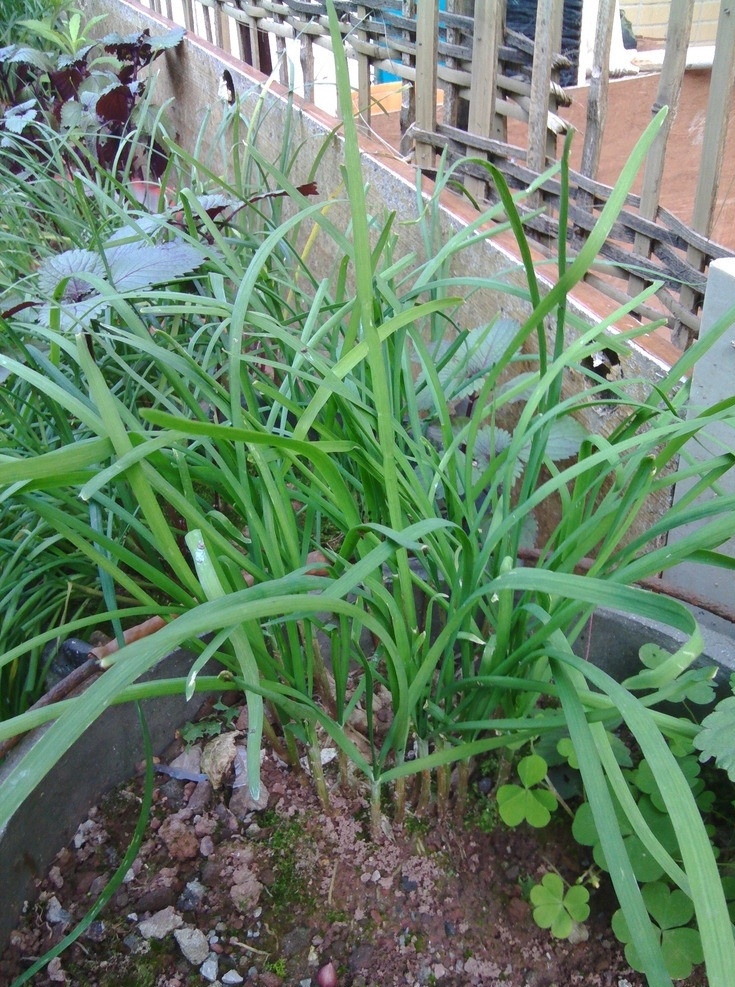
[0, 698, 705, 987]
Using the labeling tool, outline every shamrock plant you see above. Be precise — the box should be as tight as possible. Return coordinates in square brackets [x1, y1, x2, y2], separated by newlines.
[496, 754, 558, 828]
[612, 882, 704, 980]
[530, 871, 590, 940]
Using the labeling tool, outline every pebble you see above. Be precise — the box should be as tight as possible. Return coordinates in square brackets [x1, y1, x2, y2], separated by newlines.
[46, 896, 72, 926]
[48, 866, 64, 889]
[174, 926, 210, 965]
[178, 879, 207, 911]
[46, 956, 66, 983]
[282, 926, 310, 957]
[138, 905, 183, 939]
[158, 814, 200, 861]
[200, 954, 219, 982]
[123, 932, 150, 954]
[186, 779, 214, 816]
[84, 920, 107, 942]
[214, 803, 240, 833]
[170, 746, 204, 775]
[229, 786, 264, 818]
[221, 971, 244, 985]
[89, 875, 109, 897]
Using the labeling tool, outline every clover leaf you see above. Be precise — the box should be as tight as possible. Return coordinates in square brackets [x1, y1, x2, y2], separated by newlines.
[572, 798, 674, 884]
[612, 882, 703, 980]
[497, 754, 557, 828]
[530, 872, 590, 939]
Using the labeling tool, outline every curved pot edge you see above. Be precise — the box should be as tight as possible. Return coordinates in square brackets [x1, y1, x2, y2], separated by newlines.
[0, 645, 210, 950]
[1, 606, 733, 950]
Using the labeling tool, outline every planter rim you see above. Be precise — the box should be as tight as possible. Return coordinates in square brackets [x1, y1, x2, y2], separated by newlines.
[2, 603, 733, 951]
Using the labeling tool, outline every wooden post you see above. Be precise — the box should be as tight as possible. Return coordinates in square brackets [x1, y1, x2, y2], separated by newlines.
[414, 0, 439, 171]
[214, 1, 230, 53]
[465, 0, 502, 199]
[278, 26, 293, 91]
[675, 1, 735, 347]
[300, 32, 315, 103]
[182, 0, 195, 33]
[527, 0, 563, 175]
[444, 0, 473, 131]
[399, 0, 417, 156]
[628, 0, 694, 301]
[577, 0, 616, 207]
[355, 5, 371, 133]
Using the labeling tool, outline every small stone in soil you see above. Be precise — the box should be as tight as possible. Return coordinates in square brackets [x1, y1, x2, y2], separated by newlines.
[174, 926, 210, 965]
[200, 953, 219, 982]
[46, 956, 66, 983]
[138, 905, 183, 939]
[158, 813, 200, 860]
[46, 896, 72, 926]
[123, 932, 150, 955]
[282, 926, 311, 956]
[221, 971, 245, 985]
[178, 879, 207, 911]
[84, 920, 107, 942]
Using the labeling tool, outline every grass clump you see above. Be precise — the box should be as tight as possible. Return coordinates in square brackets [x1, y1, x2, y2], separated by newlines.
[0, 2, 735, 985]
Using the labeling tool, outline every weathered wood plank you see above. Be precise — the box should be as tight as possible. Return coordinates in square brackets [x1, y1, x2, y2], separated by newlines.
[355, 5, 371, 131]
[465, 0, 503, 198]
[675, 0, 735, 346]
[399, 0, 416, 154]
[414, 0, 438, 171]
[628, 0, 694, 298]
[527, 0, 563, 173]
[577, 0, 616, 202]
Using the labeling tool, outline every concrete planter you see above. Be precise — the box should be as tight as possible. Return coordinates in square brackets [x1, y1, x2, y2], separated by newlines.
[1, 603, 733, 952]
[0, 646, 211, 950]
[3, 0, 733, 961]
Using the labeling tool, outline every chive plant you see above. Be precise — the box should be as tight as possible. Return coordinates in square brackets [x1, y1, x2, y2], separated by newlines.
[1, 2, 735, 983]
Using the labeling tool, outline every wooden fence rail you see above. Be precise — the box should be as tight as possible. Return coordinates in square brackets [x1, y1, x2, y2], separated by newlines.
[140, 0, 735, 349]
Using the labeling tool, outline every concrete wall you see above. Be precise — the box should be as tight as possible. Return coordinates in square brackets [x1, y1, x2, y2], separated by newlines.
[623, 0, 720, 44]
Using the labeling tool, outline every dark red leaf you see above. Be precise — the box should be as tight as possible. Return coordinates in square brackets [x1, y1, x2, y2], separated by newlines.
[103, 29, 151, 64]
[117, 64, 136, 86]
[148, 139, 168, 179]
[1, 300, 38, 319]
[49, 62, 88, 101]
[96, 85, 134, 126]
[297, 182, 319, 197]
